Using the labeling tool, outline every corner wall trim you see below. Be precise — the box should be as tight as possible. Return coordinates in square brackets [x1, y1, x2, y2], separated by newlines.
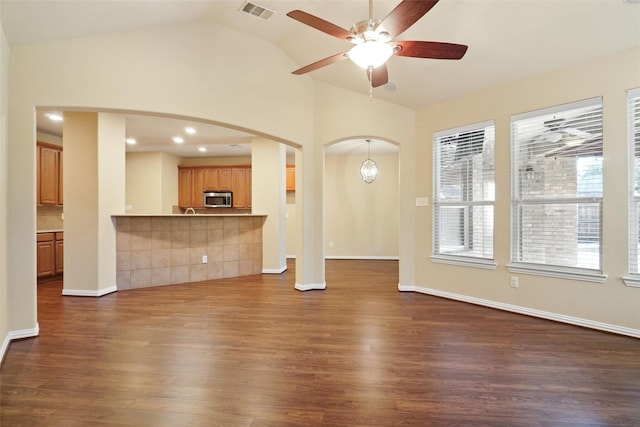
[263, 265, 288, 274]
[410, 285, 640, 339]
[294, 282, 327, 291]
[1, 324, 40, 362]
[62, 286, 118, 297]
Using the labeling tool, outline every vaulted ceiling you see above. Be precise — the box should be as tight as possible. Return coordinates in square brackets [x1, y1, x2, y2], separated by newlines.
[3, 0, 640, 156]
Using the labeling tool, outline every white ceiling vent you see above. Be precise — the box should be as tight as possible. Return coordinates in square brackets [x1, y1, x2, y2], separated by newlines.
[239, 1, 275, 21]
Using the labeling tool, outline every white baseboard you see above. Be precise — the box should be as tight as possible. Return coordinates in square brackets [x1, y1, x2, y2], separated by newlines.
[401, 284, 640, 339]
[263, 265, 288, 274]
[1, 324, 40, 362]
[294, 282, 326, 291]
[325, 255, 399, 260]
[62, 285, 118, 297]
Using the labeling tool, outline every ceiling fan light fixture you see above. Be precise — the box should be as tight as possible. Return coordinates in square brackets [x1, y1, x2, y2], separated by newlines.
[348, 40, 393, 69]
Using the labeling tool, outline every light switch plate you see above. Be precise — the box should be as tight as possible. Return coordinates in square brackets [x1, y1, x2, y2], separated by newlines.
[415, 197, 429, 207]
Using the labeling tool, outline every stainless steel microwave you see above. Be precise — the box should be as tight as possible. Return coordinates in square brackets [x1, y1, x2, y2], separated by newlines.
[204, 191, 232, 208]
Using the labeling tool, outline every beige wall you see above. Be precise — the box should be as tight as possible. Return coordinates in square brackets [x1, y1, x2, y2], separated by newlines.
[126, 152, 180, 214]
[415, 47, 640, 334]
[36, 131, 62, 146]
[63, 112, 125, 295]
[0, 10, 9, 355]
[324, 152, 399, 259]
[5, 20, 317, 336]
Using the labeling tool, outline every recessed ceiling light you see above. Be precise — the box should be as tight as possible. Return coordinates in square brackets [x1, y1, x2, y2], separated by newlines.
[125, 138, 137, 145]
[185, 127, 196, 135]
[46, 113, 63, 122]
[198, 147, 207, 152]
[172, 136, 184, 144]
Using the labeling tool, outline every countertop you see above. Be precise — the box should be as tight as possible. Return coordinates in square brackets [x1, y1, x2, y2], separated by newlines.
[37, 229, 63, 233]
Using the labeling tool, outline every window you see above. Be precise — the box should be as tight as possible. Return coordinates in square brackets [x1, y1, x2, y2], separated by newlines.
[510, 97, 605, 282]
[432, 121, 495, 267]
[627, 88, 640, 285]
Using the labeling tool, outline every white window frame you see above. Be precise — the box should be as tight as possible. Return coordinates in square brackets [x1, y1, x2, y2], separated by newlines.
[431, 120, 496, 270]
[508, 97, 607, 283]
[624, 88, 640, 288]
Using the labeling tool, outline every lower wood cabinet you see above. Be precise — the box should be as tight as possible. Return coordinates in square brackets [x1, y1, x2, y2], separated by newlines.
[37, 232, 63, 279]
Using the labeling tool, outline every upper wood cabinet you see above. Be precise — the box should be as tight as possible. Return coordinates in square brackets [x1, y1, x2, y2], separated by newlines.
[178, 168, 193, 208]
[37, 142, 63, 206]
[178, 166, 251, 209]
[286, 165, 295, 191]
[232, 167, 253, 209]
[191, 168, 206, 208]
[218, 168, 233, 190]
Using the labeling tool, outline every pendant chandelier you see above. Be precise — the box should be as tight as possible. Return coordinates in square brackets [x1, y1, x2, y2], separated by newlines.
[360, 139, 378, 184]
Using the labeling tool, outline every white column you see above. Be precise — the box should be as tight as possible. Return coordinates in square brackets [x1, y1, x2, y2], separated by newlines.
[251, 138, 287, 273]
[62, 112, 125, 296]
[294, 142, 326, 291]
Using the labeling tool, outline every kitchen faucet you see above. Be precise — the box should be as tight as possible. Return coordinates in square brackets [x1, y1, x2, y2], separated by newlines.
[184, 207, 196, 215]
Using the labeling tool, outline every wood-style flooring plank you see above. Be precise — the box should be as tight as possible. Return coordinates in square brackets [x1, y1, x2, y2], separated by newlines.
[2, 260, 640, 426]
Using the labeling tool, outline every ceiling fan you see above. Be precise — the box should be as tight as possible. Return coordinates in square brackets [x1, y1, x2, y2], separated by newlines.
[286, 0, 468, 89]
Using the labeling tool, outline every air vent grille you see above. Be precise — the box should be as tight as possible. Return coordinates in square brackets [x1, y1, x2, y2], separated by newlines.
[239, 1, 275, 20]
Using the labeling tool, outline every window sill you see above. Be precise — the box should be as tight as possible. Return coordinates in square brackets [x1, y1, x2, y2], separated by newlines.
[431, 255, 497, 270]
[507, 263, 607, 283]
[622, 276, 640, 288]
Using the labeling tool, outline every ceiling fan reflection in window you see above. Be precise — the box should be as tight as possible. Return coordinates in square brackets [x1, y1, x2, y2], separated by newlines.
[286, 0, 468, 89]
[534, 118, 602, 158]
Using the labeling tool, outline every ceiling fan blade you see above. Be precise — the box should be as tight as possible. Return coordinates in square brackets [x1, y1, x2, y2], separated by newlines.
[287, 10, 354, 42]
[393, 41, 468, 60]
[369, 65, 389, 88]
[378, 0, 440, 39]
[292, 51, 349, 75]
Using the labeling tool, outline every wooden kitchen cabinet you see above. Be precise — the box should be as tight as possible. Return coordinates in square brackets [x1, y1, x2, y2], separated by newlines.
[55, 232, 64, 275]
[37, 232, 64, 279]
[179, 166, 251, 209]
[37, 233, 56, 278]
[190, 168, 205, 208]
[37, 142, 63, 206]
[218, 168, 233, 190]
[232, 167, 252, 208]
[232, 167, 249, 208]
[204, 168, 219, 191]
[178, 168, 193, 208]
[245, 168, 252, 208]
[286, 165, 295, 191]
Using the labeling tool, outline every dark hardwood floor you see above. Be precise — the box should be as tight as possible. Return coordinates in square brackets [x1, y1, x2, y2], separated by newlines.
[2, 260, 640, 426]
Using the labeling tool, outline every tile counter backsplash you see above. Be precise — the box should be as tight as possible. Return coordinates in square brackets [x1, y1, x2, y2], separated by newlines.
[37, 206, 63, 231]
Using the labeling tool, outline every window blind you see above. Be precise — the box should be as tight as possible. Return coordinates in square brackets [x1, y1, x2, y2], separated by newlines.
[433, 121, 495, 261]
[628, 88, 640, 275]
[511, 97, 603, 272]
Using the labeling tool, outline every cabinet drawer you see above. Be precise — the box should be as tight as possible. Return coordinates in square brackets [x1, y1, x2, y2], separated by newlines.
[37, 233, 55, 242]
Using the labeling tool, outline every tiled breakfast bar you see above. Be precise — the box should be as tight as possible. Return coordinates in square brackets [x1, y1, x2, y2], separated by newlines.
[113, 214, 266, 290]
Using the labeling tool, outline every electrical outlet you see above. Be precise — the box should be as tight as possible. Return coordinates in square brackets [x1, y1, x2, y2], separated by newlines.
[202, 255, 208, 264]
[510, 276, 519, 288]
[329, 241, 334, 248]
